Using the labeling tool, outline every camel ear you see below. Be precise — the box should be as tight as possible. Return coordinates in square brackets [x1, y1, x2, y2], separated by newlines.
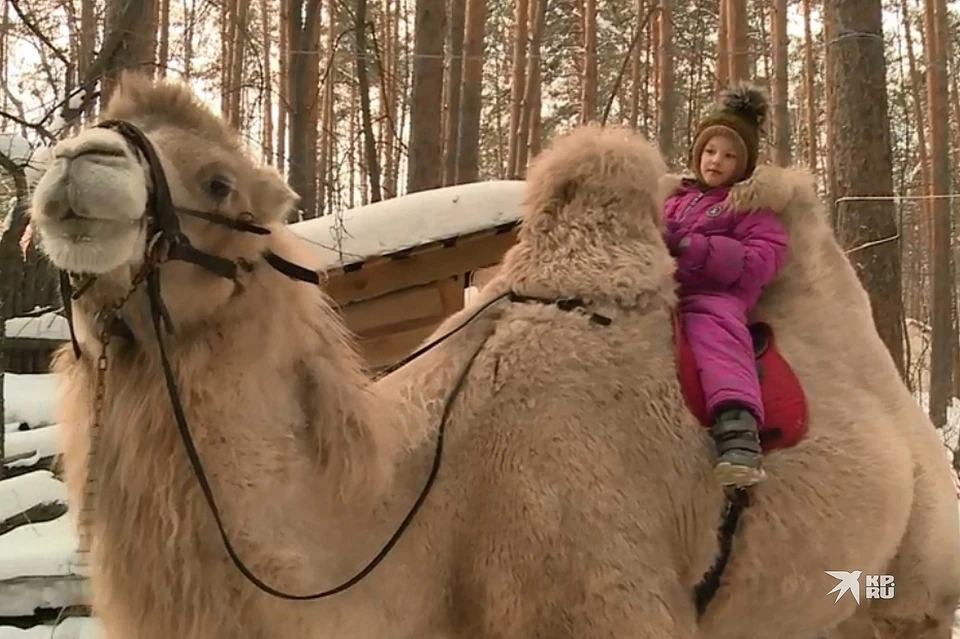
[252, 165, 300, 224]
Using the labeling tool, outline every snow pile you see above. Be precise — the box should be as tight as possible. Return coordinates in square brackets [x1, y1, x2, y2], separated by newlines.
[0, 617, 102, 638]
[4, 313, 70, 342]
[0, 470, 66, 523]
[3, 425, 59, 469]
[2, 374, 59, 428]
[0, 517, 84, 585]
[0, 469, 86, 618]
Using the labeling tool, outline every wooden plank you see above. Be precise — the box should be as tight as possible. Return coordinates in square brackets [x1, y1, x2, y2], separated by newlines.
[325, 227, 518, 306]
[436, 276, 465, 316]
[340, 284, 447, 336]
[469, 265, 500, 289]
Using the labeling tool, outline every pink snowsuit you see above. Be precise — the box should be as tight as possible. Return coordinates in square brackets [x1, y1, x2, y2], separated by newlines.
[663, 179, 789, 424]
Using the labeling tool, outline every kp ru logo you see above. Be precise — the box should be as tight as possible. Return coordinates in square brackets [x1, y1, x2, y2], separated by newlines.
[825, 570, 895, 604]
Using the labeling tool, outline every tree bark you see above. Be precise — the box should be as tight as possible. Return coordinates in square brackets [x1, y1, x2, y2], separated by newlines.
[406, 0, 446, 192]
[356, 0, 382, 201]
[656, 0, 673, 155]
[443, 0, 467, 185]
[771, 0, 790, 166]
[506, 0, 528, 177]
[455, 0, 487, 184]
[924, 0, 953, 426]
[829, 0, 905, 378]
[581, 0, 597, 122]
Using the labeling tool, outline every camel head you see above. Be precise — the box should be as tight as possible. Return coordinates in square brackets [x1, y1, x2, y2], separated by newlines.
[498, 123, 676, 308]
[30, 72, 300, 335]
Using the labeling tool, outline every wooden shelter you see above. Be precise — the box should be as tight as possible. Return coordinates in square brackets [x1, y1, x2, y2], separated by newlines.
[291, 180, 524, 369]
[4, 313, 69, 374]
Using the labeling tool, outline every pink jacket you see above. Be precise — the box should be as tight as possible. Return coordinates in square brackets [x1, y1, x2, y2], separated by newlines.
[663, 179, 789, 312]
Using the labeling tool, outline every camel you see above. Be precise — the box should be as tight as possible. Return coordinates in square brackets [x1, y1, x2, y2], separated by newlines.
[27, 71, 960, 639]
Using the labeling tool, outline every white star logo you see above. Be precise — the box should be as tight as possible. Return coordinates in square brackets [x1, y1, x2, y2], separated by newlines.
[825, 570, 862, 604]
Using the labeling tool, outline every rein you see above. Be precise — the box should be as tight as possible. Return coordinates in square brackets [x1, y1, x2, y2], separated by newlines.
[61, 119, 489, 601]
[56, 119, 744, 613]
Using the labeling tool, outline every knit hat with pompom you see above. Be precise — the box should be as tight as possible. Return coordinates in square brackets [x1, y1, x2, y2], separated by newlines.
[690, 83, 769, 184]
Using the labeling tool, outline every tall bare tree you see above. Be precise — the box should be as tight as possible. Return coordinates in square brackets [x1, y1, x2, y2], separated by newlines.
[771, 0, 790, 166]
[407, 0, 446, 192]
[507, 0, 528, 177]
[925, 0, 954, 426]
[456, 0, 487, 184]
[656, 0, 673, 155]
[829, 0, 905, 377]
[286, 0, 321, 218]
[582, 0, 597, 122]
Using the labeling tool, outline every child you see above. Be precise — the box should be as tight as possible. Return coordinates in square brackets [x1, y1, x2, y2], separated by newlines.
[662, 84, 789, 488]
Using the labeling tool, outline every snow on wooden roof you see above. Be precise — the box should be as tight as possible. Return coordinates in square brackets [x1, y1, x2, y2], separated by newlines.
[289, 180, 525, 270]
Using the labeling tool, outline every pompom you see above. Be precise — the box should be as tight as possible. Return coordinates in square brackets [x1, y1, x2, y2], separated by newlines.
[718, 83, 769, 128]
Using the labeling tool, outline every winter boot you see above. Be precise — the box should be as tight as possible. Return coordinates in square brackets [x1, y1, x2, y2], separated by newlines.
[710, 407, 766, 488]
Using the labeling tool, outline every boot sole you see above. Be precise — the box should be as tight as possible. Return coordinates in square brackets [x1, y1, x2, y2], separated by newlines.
[714, 462, 766, 487]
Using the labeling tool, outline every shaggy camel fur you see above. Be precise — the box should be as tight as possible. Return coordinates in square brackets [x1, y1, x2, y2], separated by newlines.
[29, 72, 959, 638]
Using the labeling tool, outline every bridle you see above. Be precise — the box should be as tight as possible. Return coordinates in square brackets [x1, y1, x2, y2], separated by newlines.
[58, 118, 496, 601]
[53, 119, 745, 617]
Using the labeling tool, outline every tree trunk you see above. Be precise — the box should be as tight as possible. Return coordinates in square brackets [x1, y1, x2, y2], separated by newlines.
[443, 0, 467, 185]
[456, 0, 487, 184]
[726, 0, 749, 82]
[286, 0, 321, 219]
[261, 0, 274, 162]
[581, 0, 597, 122]
[356, 0, 382, 201]
[924, 0, 953, 426]
[516, 0, 546, 175]
[507, 0, 528, 177]
[656, 0, 673, 155]
[407, 0, 446, 192]
[716, 0, 728, 92]
[100, 0, 158, 104]
[801, 0, 816, 170]
[771, 0, 790, 166]
[829, 0, 905, 378]
[823, 0, 838, 223]
[277, 0, 288, 168]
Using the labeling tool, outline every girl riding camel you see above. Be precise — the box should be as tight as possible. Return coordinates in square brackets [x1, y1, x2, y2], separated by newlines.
[662, 84, 789, 488]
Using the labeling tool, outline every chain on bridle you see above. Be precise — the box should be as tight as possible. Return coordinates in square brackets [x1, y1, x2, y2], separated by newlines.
[60, 118, 498, 601]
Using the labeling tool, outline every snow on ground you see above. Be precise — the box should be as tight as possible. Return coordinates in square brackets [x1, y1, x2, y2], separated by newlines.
[0, 617, 102, 638]
[0, 469, 88, 620]
[0, 471, 65, 523]
[0, 516, 85, 584]
[4, 426, 59, 468]
[2, 374, 59, 429]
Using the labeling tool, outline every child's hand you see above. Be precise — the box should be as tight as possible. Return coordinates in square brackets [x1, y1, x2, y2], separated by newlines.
[664, 221, 686, 256]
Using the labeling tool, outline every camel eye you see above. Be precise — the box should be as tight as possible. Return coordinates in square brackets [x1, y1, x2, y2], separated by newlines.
[205, 175, 233, 201]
